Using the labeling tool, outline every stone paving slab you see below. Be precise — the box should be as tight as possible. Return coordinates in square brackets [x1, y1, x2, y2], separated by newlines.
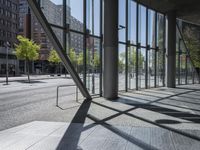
[1, 121, 200, 150]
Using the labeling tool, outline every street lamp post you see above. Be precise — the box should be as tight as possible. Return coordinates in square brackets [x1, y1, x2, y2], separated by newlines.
[5, 42, 10, 85]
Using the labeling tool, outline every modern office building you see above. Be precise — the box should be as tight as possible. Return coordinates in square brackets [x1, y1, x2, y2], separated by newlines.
[0, 0, 19, 76]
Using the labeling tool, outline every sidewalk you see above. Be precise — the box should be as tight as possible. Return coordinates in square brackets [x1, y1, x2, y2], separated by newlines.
[0, 74, 70, 83]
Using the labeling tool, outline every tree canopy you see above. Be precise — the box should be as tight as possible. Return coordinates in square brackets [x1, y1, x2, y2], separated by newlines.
[15, 35, 40, 82]
[48, 49, 61, 64]
[69, 48, 77, 66]
[15, 35, 40, 61]
[183, 26, 200, 68]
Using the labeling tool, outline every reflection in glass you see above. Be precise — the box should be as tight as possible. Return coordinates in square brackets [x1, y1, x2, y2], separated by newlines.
[157, 13, 164, 49]
[128, 46, 136, 90]
[180, 53, 186, 84]
[119, 44, 126, 91]
[138, 48, 146, 89]
[68, 0, 84, 32]
[156, 13, 165, 86]
[86, 0, 100, 36]
[148, 10, 156, 48]
[86, 37, 101, 94]
[148, 50, 155, 88]
[69, 32, 83, 79]
[119, 0, 126, 42]
[128, 0, 136, 44]
[187, 58, 193, 84]
[157, 49, 164, 86]
[138, 5, 146, 46]
[40, 0, 63, 26]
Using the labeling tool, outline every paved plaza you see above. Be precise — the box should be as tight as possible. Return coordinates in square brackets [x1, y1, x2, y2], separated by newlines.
[0, 77, 200, 149]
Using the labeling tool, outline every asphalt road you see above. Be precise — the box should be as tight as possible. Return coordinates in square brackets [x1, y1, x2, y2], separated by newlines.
[0, 78, 80, 131]
[0, 74, 162, 131]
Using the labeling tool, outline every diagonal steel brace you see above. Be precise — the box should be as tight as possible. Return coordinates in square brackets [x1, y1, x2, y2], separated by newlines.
[27, 0, 91, 100]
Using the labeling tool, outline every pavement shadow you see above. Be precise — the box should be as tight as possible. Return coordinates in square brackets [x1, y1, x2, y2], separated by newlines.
[87, 114, 160, 150]
[17, 80, 46, 84]
[120, 91, 200, 112]
[56, 86, 200, 149]
[90, 97, 200, 142]
[56, 99, 91, 150]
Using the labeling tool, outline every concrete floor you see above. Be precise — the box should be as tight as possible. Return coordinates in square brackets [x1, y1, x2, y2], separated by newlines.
[0, 83, 200, 149]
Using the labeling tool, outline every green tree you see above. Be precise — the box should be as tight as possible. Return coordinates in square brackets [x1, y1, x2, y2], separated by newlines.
[183, 26, 200, 68]
[93, 52, 100, 68]
[119, 52, 125, 73]
[48, 49, 61, 74]
[76, 52, 83, 73]
[15, 35, 40, 83]
[119, 47, 144, 74]
[69, 48, 77, 67]
[77, 52, 83, 66]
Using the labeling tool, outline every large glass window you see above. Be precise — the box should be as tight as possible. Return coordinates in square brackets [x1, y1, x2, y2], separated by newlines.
[119, 44, 126, 91]
[156, 13, 165, 86]
[148, 10, 156, 48]
[86, 0, 100, 36]
[37, 0, 170, 96]
[41, 0, 63, 26]
[86, 37, 101, 94]
[187, 58, 193, 84]
[138, 48, 146, 89]
[128, 46, 136, 90]
[68, 0, 84, 32]
[180, 53, 186, 84]
[85, 0, 102, 95]
[147, 50, 155, 88]
[128, 0, 136, 45]
[119, 1, 166, 91]
[119, 0, 126, 43]
[38, 0, 103, 96]
[138, 5, 146, 46]
[175, 21, 200, 86]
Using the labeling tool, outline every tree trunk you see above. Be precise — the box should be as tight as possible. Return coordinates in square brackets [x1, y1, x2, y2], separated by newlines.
[24, 60, 27, 74]
[59, 62, 61, 74]
[27, 60, 30, 83]
[196, 67, 200, 83]
[56, 64, 58, 74]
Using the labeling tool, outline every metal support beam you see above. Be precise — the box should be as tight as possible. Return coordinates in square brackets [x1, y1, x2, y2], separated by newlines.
[154, 12, 157, 88]
[104, 0, 118, 99]
[145, 8, 148, 89]
[166, 11, 176, 88]
[125, 0, 128, 92]
[136, 3, 139, 90]
[27, 0, 91, 100]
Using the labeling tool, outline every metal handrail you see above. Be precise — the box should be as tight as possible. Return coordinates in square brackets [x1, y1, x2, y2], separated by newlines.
[56, 84, 78, 107]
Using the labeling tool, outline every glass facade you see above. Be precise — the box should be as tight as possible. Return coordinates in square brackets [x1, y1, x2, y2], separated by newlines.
[38, 0, 102, 96]
[34, 0, 199, 97]
[176, 21, 199, 85]
[118, 0, 166, 91]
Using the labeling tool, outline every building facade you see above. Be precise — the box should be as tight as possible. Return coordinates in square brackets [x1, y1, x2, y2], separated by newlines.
[0, 0, 19, 76]
[19, 0, 85, 74]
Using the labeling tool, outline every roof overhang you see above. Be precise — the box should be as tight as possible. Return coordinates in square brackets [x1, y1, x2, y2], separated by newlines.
[136, 0, 200, 25]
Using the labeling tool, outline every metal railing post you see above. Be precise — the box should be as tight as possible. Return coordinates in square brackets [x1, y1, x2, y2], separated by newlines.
[76, 86, 78, 102]
[56, 86, 59, 106]
[56, 84, 79, 107]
